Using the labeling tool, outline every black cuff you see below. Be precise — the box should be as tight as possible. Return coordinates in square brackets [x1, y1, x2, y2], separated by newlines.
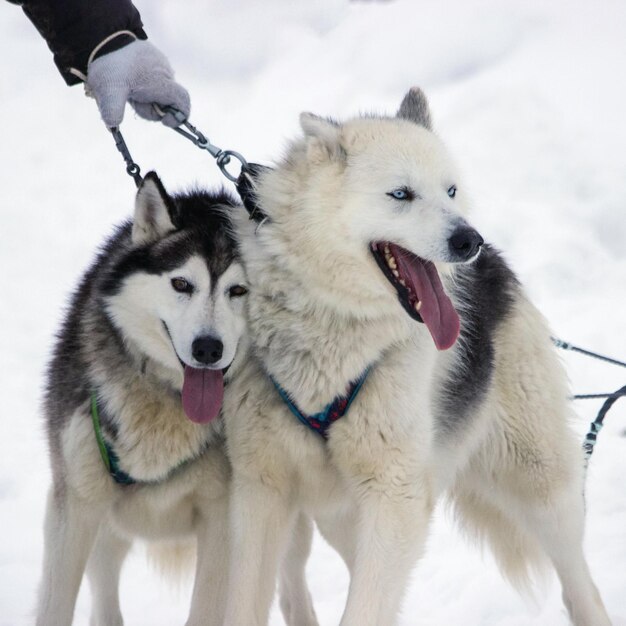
[14, 0, 148, 85]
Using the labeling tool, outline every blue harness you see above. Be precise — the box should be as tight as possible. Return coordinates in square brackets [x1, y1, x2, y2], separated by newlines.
[271, 368, 370, 440]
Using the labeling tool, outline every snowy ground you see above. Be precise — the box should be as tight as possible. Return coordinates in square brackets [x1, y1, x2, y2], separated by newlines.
[1, 0, 625, 624]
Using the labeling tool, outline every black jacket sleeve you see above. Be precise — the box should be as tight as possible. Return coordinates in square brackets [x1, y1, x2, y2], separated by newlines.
[8, 0, 147, 85]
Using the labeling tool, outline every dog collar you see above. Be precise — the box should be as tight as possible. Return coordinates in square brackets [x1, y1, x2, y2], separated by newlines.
[271, 368, 370, 440]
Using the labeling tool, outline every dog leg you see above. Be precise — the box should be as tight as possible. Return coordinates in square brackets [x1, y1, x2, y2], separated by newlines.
[336, 463, 433, 626]
[186, 495, 230, 626]
[521, 486, 612, 626]
[36, 487, 102, 626]
[452, 457, 611, 626]
[86, 525, 130, 626]
[278, 513, 319, 626]
[340, 497, 431, 626]
[316, 506, 358, 572]
[224, 479, 295, 626]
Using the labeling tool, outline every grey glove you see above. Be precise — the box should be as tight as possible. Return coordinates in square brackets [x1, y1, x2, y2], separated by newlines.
[86, 39, 190, 128]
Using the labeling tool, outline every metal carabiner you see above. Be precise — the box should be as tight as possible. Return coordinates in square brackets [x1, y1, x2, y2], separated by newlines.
[152, 104, 251, 185]
[156, 104, 228, 160]
[216, 150, 249, 182]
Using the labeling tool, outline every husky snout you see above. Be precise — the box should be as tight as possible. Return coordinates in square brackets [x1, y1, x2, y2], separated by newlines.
[192, 335, 224, 366]
[448, 225, 483, 262]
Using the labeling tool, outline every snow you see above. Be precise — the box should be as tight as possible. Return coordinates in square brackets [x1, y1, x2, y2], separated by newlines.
[1, 0, 625, 624]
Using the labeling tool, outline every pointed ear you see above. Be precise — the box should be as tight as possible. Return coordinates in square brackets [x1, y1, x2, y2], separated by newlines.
[132, 172, 178, 245]
[299, 112, 344, 163]
[397, 87, 432, 130]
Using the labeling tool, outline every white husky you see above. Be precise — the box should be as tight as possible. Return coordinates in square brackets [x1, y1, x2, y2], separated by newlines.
[222, 89, 612, 626]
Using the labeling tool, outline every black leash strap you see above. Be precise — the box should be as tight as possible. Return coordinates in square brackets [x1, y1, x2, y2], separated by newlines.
[553, 337, 625, 467]
[552, 337, 626, 369]
[110, 126, 142, 188]
[235, 162, 271, 224]
[582, 385, 626, 467]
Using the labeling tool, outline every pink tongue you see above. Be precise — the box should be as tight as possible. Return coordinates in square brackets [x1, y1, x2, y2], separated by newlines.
[182, 366, 224, 423]
[390, 244, 460, 351]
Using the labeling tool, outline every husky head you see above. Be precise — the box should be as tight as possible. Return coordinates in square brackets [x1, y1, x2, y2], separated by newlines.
[252, 88, 482, 351]
[102, 172, 248, 424]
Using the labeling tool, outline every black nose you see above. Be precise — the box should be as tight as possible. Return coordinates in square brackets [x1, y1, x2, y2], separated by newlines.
[192, 336, 223, 365]
[448, 226, 484, 261]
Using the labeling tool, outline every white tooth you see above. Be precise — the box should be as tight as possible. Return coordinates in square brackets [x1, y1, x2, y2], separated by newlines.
[414, 301, 422, 312]
[392, 269, 400, 278]
[387, 257, 397, 269]
[384, 244, 390, 254]
[399, 279, 406, 286]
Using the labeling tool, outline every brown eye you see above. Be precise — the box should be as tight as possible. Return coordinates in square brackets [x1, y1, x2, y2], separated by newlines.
[229, 285, 248, 298]
[171, 277, 193, 294]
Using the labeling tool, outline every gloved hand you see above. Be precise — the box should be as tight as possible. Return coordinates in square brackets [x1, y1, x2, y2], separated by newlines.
[86, 39, 190, 128]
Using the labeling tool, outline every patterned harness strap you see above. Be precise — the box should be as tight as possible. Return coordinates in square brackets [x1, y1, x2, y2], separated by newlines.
[271, 368, 370, 440]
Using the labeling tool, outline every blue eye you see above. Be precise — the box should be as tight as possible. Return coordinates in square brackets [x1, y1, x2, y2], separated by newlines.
[387, 187, 414, 201]
[447, 185, 457, 198]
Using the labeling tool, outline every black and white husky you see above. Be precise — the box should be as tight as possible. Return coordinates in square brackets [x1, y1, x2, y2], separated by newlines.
[221, 90, 612, 626]
[36, 173, 313, 626]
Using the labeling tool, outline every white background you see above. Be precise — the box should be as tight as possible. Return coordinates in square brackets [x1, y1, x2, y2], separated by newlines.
[1, 0, 625, 624]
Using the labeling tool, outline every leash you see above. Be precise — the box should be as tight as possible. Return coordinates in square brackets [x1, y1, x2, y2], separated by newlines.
[109, 106, 269, 223]
[580, 386, 626, 470]
[552, 337, 626, 468]
[110, 126, 143, 188]
[552, 337, 626, 374]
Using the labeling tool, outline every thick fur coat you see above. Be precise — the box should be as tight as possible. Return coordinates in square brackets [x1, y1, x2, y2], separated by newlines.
[37, 174, 314, 626]
[221, 89, 611, 626]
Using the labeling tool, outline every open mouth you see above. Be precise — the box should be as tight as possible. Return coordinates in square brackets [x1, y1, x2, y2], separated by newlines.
[370, 242, 460, 350]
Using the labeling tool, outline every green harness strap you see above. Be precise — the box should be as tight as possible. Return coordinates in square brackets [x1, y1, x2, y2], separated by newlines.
[90, 393, 135, 485]
[90, 392, 205, 486]
[90, 393, 111, 473]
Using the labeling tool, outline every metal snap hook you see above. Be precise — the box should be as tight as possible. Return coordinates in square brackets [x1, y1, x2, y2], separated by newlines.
[216, 150, 249, 182]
